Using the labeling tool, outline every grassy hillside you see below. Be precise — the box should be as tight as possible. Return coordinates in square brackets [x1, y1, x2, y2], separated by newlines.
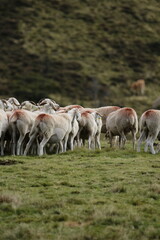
[0, 0, 160, 113]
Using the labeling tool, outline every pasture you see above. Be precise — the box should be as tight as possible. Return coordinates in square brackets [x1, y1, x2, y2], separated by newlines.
[0, 140, 160, 240]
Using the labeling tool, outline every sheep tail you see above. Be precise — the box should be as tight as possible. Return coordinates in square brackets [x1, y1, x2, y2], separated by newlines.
[9, 112, 18, 123]
[139, 115, 148, 138]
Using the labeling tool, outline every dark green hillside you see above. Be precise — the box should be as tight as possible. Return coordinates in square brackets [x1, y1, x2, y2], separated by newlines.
[0, 0, 160, 111]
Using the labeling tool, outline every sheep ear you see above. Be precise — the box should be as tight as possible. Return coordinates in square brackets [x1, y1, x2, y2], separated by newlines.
[51, 99, 56, 104]
[29, 101, 37, 105]
[38, 98, 45, 104]
[55, 104, 60, 110]
[50, 102, 58, 109]
[12, 98, 21, 106]
[39, 101, 46, 106]
[1, 99, 7, 106]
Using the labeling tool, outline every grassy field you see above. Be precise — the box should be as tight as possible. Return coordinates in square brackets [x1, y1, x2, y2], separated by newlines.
[0, 140, 160, 240]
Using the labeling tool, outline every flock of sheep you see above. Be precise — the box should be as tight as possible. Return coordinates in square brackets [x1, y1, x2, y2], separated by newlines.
[0, 97, 159, 156]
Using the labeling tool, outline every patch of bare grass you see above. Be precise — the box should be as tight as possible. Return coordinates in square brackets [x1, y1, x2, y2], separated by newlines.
[150, 184, 160, 194]
[0, 159, 23, 165]
[111, 184, 127, 193]
[144, 226, 160, 240]
[0, 192, 21, 209]
[3, 223, 43, 240]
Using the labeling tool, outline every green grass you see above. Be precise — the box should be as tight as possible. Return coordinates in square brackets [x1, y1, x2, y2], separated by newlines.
[0, 141, 160, 240]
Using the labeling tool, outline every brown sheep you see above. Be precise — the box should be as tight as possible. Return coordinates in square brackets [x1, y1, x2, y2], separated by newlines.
[82, 106, 120, 133]
[137, 109, 160, 154]
[131, 79, 145, 95]
[106, 107, 138, 149]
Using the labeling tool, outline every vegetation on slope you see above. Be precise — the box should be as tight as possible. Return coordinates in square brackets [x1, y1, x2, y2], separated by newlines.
[0, 0, 160, 111]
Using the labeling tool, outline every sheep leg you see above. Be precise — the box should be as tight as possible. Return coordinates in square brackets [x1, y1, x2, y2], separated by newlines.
[137, 130, 146, 152]
[147, 132, 158, 154]
[23, 133, 37, 156]
[43, 146, 47, 155]
[20, 136, 28, 155]
[91, 137, 96, 149]
[144, 131, 153, 153]
[82, 138, 85, 147]
[31, 139, 38, 155]
[11, 123, 16, 155]
[4, 138, 10, 155]
[38, 137, 49, 156]
[149, 141, 156, 154]
[77, 128, 82, 147]
[144, 140, 149, 152]
[73, 139, 77, 148]
[155, 143, 160, 153]
[113, 136, 118, 147]
[17, 135, 25, 155]
[69, 136, 74, 151]
[58, 141, 64, 153]
[54, 143, 59, 154]
[118, 136, 122, 148]
[131, 130, 137, 150]
[63, 134, 69, 152]
[55, 143, 61, 154]
[120, 131, 126, 148]
[145, 137, 155, 154]
[67, 134, 74, 151]
[0, 132, 5, 156]
[88, 135, 92, 149]
[109, 132, 113, 148]
[88, 134, 95, 150]
[95, 134, 101, 149]
[49, 143, 55, 154]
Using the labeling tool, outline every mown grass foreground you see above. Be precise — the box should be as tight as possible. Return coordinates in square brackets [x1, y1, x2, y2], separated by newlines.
[0, 142, 160, 240]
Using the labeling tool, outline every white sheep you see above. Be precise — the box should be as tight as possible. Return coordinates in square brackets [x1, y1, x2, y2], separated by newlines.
[0, 109, 9, 155]
[96, 106, 120, 133]
[38, 98, 60, 111]
[91, 112, 102, 149]
[106, 107, 138, 149]
[84, 106, 120, 133]
[77, 110, 102, 149]
[58, 105, 84, 111]
[9, 98, 61, 155]
[7, 97, 21, 109]
[0, 99, 14, 111]
[0, 99, 17, 154]
[9, 109, 38, 155]
[0, 99, 6, 110]
[39, 102, 57, 114]
[21, 101, 38, 111]
[66, 109, 81, 151]
[49, 107, 81, 152]
[21, 100, 56, 114]
[137, 109, 160, 154]
[23, 108, 80, 156]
